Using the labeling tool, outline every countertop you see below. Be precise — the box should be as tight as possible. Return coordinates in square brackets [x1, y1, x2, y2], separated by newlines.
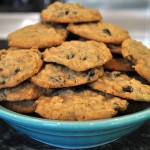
[0, 119, 149, 150]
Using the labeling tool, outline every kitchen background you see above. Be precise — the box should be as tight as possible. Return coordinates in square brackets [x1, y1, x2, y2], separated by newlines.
[0, 0, 150, 49]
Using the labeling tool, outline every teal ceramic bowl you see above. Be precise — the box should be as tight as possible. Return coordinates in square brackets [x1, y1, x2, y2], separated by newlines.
[0, 105, 150, 149]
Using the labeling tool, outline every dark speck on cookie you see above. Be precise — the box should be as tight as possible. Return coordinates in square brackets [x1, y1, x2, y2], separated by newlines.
[65, 11, 69, 15]
[87, 69, 96, 81]
[12, 68, 21, 75]
[81, 56, 88, 61]
[122, 85, 133, 93]
[114, 102, 122, 111]
[103, 28, 112, 36]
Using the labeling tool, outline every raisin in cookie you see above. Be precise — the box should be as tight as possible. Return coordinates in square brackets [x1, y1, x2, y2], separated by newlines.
[3, 100, 35, 113]
[89, 71, 150, 102]
[67, 22, 130, 44]
[35, 88, 128, 121]
[41, 2, 102, 23]
[42, 40, 112, 72]
[0, 48, 43, 89]
[31, 63, 103, 88]
[121, 39, 150, 82]
[0, 81, 53, 101]
[8, 23, 68, 49]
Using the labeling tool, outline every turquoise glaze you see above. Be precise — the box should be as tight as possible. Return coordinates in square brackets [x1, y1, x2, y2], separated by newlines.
[0, 105, 150, 149]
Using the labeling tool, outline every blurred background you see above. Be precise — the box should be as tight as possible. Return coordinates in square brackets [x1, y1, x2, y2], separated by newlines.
[0, 0, 150, 49]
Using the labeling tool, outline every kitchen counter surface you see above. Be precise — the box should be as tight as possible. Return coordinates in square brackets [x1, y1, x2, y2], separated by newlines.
[0, 119, 149, 150]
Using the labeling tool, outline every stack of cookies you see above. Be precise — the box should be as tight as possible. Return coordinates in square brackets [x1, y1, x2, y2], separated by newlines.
[0, 2, 149, 121]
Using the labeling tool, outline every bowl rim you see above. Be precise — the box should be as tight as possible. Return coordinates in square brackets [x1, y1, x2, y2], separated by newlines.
[0, 105, 150, 131]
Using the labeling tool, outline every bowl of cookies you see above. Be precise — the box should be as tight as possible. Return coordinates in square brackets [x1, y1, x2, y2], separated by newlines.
[0, 2, 150, 149]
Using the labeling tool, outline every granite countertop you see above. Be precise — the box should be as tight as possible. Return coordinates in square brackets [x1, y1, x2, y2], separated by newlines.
[0, 119, 149, 150]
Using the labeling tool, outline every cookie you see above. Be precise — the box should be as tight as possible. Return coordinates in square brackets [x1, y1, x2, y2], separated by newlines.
[41, 2, 102, 23]
[31, 63, 103, 88]
[8, 23, 68, 49]
[89, 71, 150, 102]
[67, 22, 130, 44]
[0, 48, 43, 89]
[42, 40, 112, 72]
[0, 81, 53, 102]
[3, 100, 35, 113]
[35, 88, 128, 121]
[103, 57, 134, 72]
[107, 44, 122, 54]
[121, 39, 150, 82]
